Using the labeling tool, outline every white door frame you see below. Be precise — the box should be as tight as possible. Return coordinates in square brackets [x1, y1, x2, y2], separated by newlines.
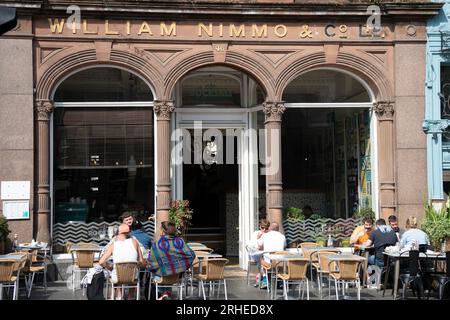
[172, 108, 258, 269]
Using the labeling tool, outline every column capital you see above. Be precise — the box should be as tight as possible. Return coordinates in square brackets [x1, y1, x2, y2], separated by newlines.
[373, 101, 394, 120]
[34, 100, 54, 121]
[263, 101, 286, 122]
[154, 100, 175, 120]
[423, 119, 450, 135]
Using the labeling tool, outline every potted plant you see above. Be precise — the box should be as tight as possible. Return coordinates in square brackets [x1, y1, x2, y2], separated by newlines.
[353, 207, 375, 221]
[421, 200, 450, 251]
[168, 200, 193, 238]
[285, 207, 305, 222]
[309, 213, 323, 221]
[0, 215, 11, 254]
[315, 234, 326, 247]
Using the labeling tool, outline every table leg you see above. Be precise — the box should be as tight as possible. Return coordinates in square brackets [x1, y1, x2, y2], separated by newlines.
[363, 251, 369, 287]
[393, 259, 400, 300]
[0, 283, 3, 300]
[383, 256, 391, 297]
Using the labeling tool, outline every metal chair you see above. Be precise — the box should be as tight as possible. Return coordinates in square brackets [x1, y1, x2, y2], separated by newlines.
[107, 262, 140, 300]
[329, 258, 364, 300]
[245, 245, 259, 286]
[427, 251, 450, 300]
[194, 258, 229, 300]
[399, 250, 424, 300]
[151, 272, 185, 300]
[0, 258, 25, 300]
[311, 249, 341, 298]
[275, 258, 310, 300]
[70, 248, 95, 292]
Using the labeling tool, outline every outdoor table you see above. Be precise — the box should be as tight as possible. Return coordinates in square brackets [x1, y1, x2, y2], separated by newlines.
[383, 251, 446, 300]
[194, 253, 223, 273]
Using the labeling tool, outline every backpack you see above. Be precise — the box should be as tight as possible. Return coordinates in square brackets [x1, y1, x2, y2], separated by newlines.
[86, 272, 106, 300]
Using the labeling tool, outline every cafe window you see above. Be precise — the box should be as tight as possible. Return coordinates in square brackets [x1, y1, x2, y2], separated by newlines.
[53, 67, 153, 102]
[53, 107, 154, 223]
[283, 69, 371, 103]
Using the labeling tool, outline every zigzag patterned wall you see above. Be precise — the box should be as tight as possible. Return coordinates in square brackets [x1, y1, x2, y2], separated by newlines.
[52, 221, 155, 245]
[52, 218, 360, 246]
[283, 218, 363, 244]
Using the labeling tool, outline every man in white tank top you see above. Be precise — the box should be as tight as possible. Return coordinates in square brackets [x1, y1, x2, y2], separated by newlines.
[99, 224, 145, 299]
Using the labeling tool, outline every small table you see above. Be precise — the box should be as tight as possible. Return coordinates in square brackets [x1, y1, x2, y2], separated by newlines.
[383, 251, 446, 300]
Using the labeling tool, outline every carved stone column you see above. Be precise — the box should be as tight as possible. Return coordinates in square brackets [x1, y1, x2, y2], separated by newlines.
[154, 100, 175, 238]
[374, 101, 396, 220]
[35, 100, 54, 243]
[263, 101, 285, 231]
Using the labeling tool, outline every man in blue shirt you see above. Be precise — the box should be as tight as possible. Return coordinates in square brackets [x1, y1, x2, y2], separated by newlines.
[130, 219, 152, 250]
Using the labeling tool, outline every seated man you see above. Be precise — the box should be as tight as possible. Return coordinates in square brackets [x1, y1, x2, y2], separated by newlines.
[364, 219, 398, 268]
[350, 217, 374, 250]
[257, 222, 286, 289]
[388, 215, 404, 242]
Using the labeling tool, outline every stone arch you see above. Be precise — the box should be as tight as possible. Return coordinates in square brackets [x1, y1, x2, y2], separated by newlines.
[275, 51, 394, 102]
[163, 49, 276, 101]
[35, 47, 164, 101]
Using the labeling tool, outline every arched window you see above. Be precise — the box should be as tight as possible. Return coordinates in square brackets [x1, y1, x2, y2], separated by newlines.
[283, 69, 371, 103]
[54, 67, 153, 102]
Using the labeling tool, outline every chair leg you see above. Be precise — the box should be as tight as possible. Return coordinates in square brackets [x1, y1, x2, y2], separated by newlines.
[402, 282, 407, 300]
[223, 280, 228, 300]
[13, 280, 18, 300]
[137, 279, 140, 300]
[155, 283, 159, 300]
[72, 268, 75, 292]
[247, 262, 250, 285]
[283, 280, 288, 300]
[328, 277, 331, 300]
[306, 279, 310, 300]
[28, 272, 35, 298]
[335, 280, 339, 300]
[357, 280, 361, 300]
[201, 280, 206, 300]
[217, 280, 221, 299]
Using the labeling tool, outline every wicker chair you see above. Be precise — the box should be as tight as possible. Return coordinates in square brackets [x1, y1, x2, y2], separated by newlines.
[151, 273, 185, 300]
[187, 250, 212, 295]
[107, 262, 140, 300]
[298, 242, 318, 250]
[70, 248, 96, 292]
[194, 258, 229, 300]
[313, 250, 341, 299]
[261, 251, 288, 297]
[276, 258, 310, 300]
[329, 258, 364, 300]
[245, 245, 259, 286]
[0, 258, 26, 300]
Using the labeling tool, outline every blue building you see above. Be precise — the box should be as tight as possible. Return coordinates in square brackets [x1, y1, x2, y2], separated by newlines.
[425, 0, 450, 204]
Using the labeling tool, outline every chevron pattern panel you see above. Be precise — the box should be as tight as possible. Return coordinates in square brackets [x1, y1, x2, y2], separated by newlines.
[52, 220, 155, 245]
[282, 218, 363, 244]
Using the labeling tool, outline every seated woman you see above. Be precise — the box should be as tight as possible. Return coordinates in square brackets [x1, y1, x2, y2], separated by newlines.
[400, 216, 430, 250]
[147, 221, 195, 299]
[99, 223, 145, 299]
[247, 219, 270, 286]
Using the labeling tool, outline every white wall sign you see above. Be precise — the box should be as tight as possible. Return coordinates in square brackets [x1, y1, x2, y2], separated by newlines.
[1, 181, 31, 200]
[2, 200, 30, 220]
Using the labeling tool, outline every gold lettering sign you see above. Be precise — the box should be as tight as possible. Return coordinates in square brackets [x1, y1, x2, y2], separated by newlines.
[45, 19, 389, 40]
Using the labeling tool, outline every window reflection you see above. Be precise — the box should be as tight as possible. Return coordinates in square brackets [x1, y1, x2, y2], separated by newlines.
[53, 107, 154, 223]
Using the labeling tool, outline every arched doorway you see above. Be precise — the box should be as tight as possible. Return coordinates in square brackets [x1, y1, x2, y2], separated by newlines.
[281, 68, 377, 219]
[51, 67, 155, 247]
[172, 65, 265, 258]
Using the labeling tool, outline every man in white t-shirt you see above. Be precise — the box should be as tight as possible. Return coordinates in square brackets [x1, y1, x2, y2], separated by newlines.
[257, 222, 286, 262]
[256, 222, 286, 289]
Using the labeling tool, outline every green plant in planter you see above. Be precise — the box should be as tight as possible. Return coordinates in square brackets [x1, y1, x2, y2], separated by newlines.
[285, 207, 305, 221]
[353, 207, 375, 221]
[0, 215, 11, 241]
[168, 200, 193, 237]
[315, 235, 326, 247]
[309, 213, 323, 221]
[421, 200, 450, 250]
